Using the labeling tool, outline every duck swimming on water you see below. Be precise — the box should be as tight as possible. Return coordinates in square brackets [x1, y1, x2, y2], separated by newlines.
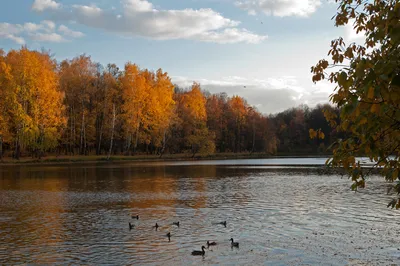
[172, 221, 180, 227]
[220, 221, 226, 227]
[153, 223, 159, 230]
[230, 238, 239, 247]
[129, 222, 135, 230]
[132, 215, 139, 220]
[191, 246, 206, 256]
[212, 221, 227, 227]
[207, 241, 217, 247]
[166, 232, 171, 242]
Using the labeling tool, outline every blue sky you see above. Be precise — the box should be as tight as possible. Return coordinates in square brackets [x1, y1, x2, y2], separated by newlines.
[0, 0, 363, 114]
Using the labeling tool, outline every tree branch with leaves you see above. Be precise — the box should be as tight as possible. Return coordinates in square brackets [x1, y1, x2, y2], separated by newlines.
[311, 0, 400, 206]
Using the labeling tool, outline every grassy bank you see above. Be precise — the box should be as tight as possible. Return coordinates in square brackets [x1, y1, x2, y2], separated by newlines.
[0, 152, 285, 165]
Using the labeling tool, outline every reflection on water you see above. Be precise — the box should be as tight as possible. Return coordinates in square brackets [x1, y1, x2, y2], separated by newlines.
[1, 161, 400, 265]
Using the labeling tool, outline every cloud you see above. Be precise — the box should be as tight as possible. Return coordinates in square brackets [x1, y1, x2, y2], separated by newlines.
[32, 0, 267, 44]
[0, 23, 22, 35]
[72, 4, 103, 17]
[32, 0, 61, 11]
[0, 20, 84, 44]
[23, 22, 42, 32]
[4, 34, 25, 45]
[0, 23, 25, 44]
[42, 20, 56, 31]
[235, 0, 321, 17]
[344, 19, 366, 42]
[29, 32, 65, 42]
[194, 28, 267, 44]
[172, 75, 332, 114]
[58, 25, 85, 38]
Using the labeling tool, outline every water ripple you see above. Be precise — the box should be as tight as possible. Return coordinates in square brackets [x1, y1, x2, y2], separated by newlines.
[0, 163, 399, 265]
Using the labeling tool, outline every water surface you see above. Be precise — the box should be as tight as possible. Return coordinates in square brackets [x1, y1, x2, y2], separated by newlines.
[0, 159, 399, 265]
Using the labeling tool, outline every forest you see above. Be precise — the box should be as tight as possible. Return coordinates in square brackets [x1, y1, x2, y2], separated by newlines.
[0, 47, 340, 160]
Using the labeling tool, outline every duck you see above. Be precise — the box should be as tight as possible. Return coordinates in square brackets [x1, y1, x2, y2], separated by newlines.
[219, 221, 227, 227]
[132, 215, 139, 220]
[129, 222, 135, 230]
[207, 241, 217, 247]
[172, 221, 180, 227]
[191, 246, 206, 256]
[166, 232, 171, 242]
[230, 238, 239, 247]
[153, 223, 159, 230]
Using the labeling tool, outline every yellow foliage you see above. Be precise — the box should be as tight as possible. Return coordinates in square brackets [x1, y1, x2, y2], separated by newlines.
[367, 87, 374, 99]
[309, 129, 317, 139]
[0, 48, 66, 152]
[120, 65, 175, 149]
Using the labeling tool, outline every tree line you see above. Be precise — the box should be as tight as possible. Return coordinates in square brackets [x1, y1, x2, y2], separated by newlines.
[0, 47, 340, 159]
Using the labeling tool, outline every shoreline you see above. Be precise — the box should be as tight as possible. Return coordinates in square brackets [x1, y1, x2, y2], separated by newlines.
[0, 153, 331, 166]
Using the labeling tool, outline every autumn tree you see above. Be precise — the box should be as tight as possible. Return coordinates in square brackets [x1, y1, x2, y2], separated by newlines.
[0, 47, 66, 158]
[0, 49, 10, 159]
[227, 96, 248, 153]
[120, 65, 175, 155]
[311, 0, 400, 201]
[120, 64, 150, 154]
[150, 69, 175, 156]
[98, 64, 122, 157]
[0, 47, 348, 160]
[175, 83, 215, 156]
[59, 55, 98, 155]
[206, 93, 229, 152]
[246, 107, 277, 154]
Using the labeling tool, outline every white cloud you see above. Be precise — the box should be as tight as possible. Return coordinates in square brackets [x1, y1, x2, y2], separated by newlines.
[235, 0, 321, 17]
[344, 19, 366, 42]
[23, 22, 42, 32]
[29, 32, 65, 42]
[59, 25, 85, 38]
[0, 23, 23, 35]
[125, 0, 154, 12]
[4, 34, 25, 45]
[42, 20, 56, 31]
[172, 75, 331, 114]
[194, 28, 267, 44]
[22, 20, 56, 33]
[32, 0, 61, 11]
[0, 20, 83, 44]
[0, 23, 25, 44]
[72, 4, 103, 17]
[33, 0, 267, 44]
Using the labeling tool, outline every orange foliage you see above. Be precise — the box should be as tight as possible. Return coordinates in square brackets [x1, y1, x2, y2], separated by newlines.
[0, 47, 66, 157]
[0, 47, 283, 158]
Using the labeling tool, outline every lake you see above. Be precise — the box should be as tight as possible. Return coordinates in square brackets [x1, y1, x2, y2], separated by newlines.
[1, 158, 399, 265]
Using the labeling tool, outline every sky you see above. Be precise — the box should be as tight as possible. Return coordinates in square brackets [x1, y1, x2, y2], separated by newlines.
[0, 0, 364, 114]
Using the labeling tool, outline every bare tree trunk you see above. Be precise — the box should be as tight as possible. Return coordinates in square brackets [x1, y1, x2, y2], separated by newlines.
[125, 133, 132, 155]
[15, 134, 20, 160]
[0, 135, 3, 160]
[38, 129, 44, 159]
[191, 145, 197, 158]
[70, 107, 73, 155]
[251, 120, 255, 154]
[134, 125, 139, 154]
[159, 129, 166, 158]
[107, 104, 116, 160]
[80, 110, 84, 155]
[98, 84, 109, 155]
[83, 116, 86, 155]
[97, 114, 104, 155]
[72, 108, 76, 156]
